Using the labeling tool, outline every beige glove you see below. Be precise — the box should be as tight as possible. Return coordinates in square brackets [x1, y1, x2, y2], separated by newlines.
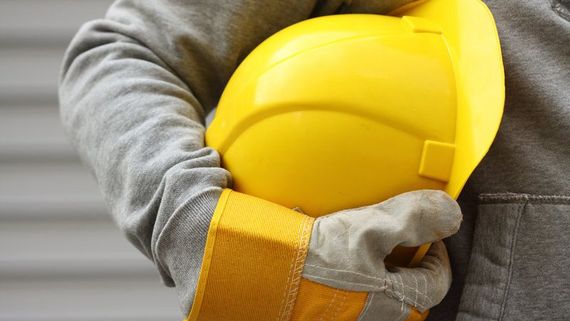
[303, 190, 462, 320]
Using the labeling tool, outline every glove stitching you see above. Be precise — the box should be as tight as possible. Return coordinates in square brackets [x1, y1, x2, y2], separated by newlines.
[303, 272, 432, 308]
[422, 270, 428, 309]
[277, 216, 307, 321]
[385, 289, 428, 311]
[411, 272, 419, 308]
[305, 272, 431, 310]
[421, 246, 446, 303]
[387, 272, 432, 309]
[330, 291, 347, 321]
[304, 264, 432, 301]
[304, 273, 386, 291]
[420, 273, 431, 309]
[397, 273, 406, 308]
[281, 216, 314, 319]
[318, 288, 339, 321]
[385, 274, 429, 311]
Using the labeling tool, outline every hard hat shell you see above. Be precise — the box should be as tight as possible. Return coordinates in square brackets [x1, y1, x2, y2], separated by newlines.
[207, 0, 504, 218]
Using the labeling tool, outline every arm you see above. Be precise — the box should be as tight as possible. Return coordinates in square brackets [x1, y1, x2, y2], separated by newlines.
[59, 0, 321, 312]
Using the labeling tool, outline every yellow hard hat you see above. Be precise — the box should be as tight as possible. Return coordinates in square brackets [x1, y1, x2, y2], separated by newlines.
[206, 0, 504, 251]
[193, 1, 504, 320]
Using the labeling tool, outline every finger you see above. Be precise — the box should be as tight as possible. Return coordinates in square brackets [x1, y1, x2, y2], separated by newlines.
[302, 191, 460, 293]
[384, 241, 452, 311]
[371, 190, 463, 248]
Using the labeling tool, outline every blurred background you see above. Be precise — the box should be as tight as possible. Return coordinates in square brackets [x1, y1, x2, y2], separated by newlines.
[0, 1, 180, 320]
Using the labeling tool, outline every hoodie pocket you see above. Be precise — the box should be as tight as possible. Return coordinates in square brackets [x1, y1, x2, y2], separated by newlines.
[457, 193, 570, 321]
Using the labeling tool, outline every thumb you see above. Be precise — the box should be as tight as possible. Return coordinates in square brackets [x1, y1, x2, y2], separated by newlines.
[373, 190, 463, 249]
[384, 241, 453, 312]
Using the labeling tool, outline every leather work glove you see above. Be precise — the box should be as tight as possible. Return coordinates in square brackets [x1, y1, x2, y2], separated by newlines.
[302, 190, 462, 321]
[184, 188, 461, 321]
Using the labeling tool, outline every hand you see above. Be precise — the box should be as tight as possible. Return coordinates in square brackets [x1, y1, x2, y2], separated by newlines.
[302, 190, 462, 320]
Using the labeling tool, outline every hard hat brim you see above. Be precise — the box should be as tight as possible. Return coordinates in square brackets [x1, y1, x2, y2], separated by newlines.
[393, 0, 505, 198]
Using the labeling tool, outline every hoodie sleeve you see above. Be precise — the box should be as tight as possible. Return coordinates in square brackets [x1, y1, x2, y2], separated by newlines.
[59, 0, 325, 313]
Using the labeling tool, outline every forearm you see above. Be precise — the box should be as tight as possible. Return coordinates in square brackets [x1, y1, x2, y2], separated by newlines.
[58, 6, 231, 310]
[59, 0, 322, 313]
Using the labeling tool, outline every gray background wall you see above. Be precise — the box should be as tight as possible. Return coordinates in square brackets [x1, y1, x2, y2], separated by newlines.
[0, 1, 180, 320]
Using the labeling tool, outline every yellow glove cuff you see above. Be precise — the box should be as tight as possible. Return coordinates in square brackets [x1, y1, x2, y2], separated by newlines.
[187, 189, 425, 321]
[187, 189, 314, 321]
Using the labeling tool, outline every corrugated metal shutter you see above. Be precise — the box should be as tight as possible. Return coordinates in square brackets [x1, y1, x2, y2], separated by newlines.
[0, 1, 180, 320]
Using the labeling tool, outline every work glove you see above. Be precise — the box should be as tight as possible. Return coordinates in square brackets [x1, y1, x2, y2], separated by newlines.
[187, 189, 461, 321]
[302, 190, 462, 321]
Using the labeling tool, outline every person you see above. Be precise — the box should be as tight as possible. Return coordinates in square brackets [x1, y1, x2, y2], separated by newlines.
[59, 0, 570, 320]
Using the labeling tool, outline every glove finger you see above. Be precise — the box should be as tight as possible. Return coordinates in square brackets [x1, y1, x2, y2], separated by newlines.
[370, 190, 463, 250]
[302, 191, 459, 293]
[384, 241, 452, 311]
[308, 190, 461, 261]
[327, 242, 451, 321]
[303, 212, 392, 292]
